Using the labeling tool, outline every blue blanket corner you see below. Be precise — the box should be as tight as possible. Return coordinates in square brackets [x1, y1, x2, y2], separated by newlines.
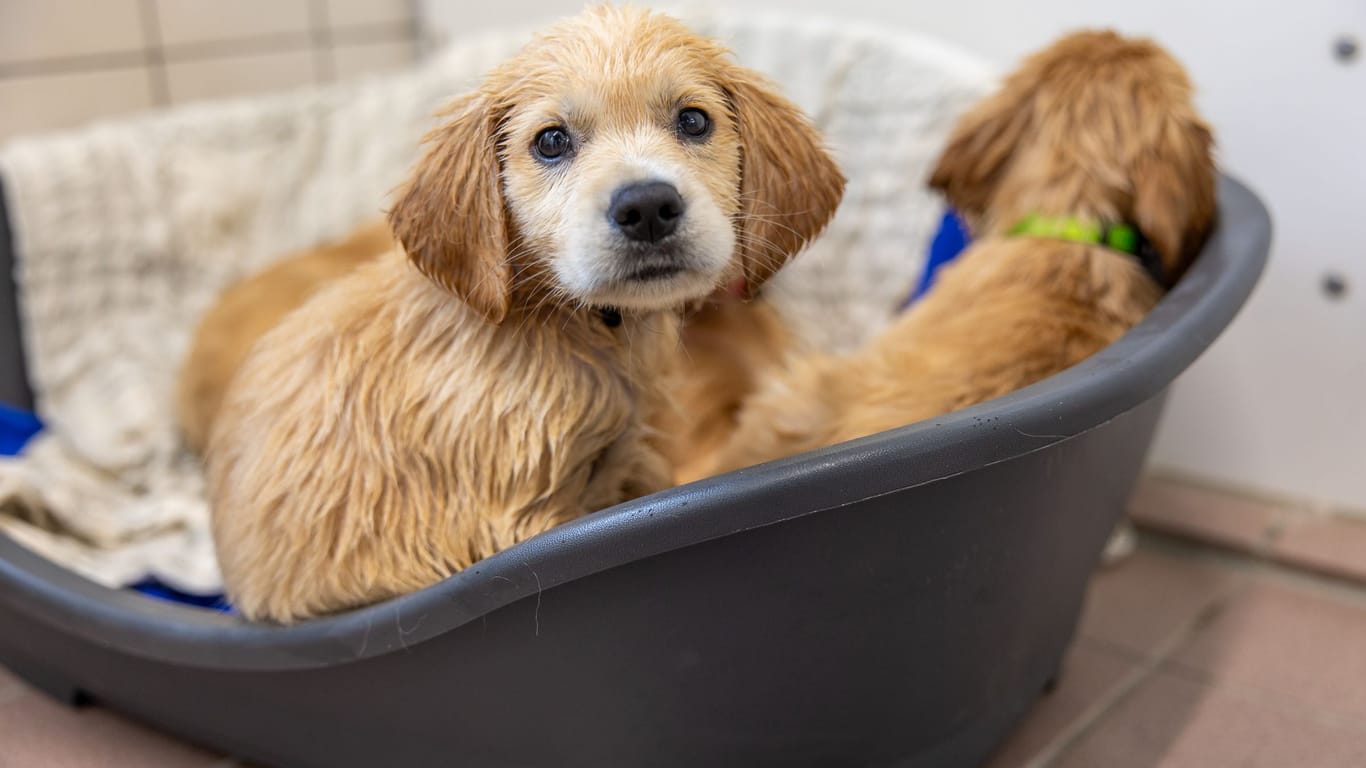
[903, 209, 971, 309]
[0, 403, 42, 456]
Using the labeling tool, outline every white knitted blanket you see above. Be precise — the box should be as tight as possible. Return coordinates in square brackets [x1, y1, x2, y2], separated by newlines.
[0, 12, 993, 594]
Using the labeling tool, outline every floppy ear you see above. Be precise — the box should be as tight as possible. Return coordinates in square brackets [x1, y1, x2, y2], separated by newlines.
[1131, 113, 1216, 285]
[927, 82, 1037, 216]
[727, 72, 845, 295]
[387, 93, 511, 324]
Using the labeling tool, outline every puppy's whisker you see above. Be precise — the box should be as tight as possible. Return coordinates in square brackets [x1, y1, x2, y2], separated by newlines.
[732, 232, 790, 267]
[735, 212, 821, 245]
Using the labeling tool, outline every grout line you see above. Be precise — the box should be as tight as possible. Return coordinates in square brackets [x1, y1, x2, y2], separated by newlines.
[1142, 528, 1366, 609]
[0, 684, 30, 707]
[1021, 567, 1251, 768]
[0, 24, 413, 82]
[0, 51, 148, 80]
[1156, 655, 1366, 736]
[1130, 475, 1286, 559]
[1019, 665, 1153, 768]
[1258, 505, 1292, 556]
[1010, 517, 1366, 766]
[0, 666, 34, 707]
[1247, 555, 1366, 610]
[329, 22, 422, 47]
[159, 31, 315, 63]
[1141, 467, 1301, 509]
[309, 0, 335, 85]
[0, 35, 312, 79]
[138, 0, 171, 106]
[1073, 632, 1159, 663]
[1042, 532, 1366, 761]
[406, 0, 425, 55]
[1137, 528, 1279, 576]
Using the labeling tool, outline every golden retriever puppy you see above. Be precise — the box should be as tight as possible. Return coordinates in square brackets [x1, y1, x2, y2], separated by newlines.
[180, 223, 784, 483]
[205, 6, 844, 623]
[176, 222, 392, 453]
[704, 30, 1214, 476]
[662, 291, 792, 483]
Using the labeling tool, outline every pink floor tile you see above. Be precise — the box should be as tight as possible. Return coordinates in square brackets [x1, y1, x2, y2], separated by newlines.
[1271, 514, 1366, 585]
[0, 687, 220, 768]
[1168, 576, 1366, 724]
[1079, 548, 1242, 658]
[0, 665, 25, 704]
[1053, 669, 1366, 768]
[984, 639, 1141, 768]
[1128, 476, 1283, 555]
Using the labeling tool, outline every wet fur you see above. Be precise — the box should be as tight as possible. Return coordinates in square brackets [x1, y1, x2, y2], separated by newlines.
[704, 30, 1215, 476]
[176, 221, 392, 453]
[661, 296, 792, 483]
[201, 7, 843, 622]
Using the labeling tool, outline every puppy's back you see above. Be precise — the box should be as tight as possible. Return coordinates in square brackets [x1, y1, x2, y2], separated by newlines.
[176, 221, 391, 453]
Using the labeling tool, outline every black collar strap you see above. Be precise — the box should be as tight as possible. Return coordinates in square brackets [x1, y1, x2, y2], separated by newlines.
[597, 307, 623, 328]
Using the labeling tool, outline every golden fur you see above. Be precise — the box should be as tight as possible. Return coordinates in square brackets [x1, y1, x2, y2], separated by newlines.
[176, 221, 392, 453]
[661, 295, 792, 483]
[202, 6, 843, 623]
[700, 30, 1215, 477]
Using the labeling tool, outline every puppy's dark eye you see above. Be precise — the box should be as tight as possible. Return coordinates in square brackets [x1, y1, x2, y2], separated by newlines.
[677, 108, 711, 139]
[533, 127, 572, 161]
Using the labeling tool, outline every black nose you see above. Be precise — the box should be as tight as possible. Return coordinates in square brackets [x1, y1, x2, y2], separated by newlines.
[609, 181, 685, 243]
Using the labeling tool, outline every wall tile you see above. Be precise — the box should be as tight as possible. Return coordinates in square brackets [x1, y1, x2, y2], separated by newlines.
[327, 0, 412, 28]
[1129, 475, 1285, 555]
[0, 0, 146, 66]
[0, 67, 154, 144]
[331, 40, 416, 80]
[1271, 515, 1366, 585]
[156, 0, 312, 47]
[165, 50, 316, 104]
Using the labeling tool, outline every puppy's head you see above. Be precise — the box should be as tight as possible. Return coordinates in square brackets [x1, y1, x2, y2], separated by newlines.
[928, 31, 1216, 285]
[388, 7, 844, 322]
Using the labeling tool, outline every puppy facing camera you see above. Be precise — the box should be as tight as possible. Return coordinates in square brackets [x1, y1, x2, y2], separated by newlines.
[191, 6, 844, 623]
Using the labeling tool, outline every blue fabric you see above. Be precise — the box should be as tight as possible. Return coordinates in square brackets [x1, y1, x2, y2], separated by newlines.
[0, 403, 42, 456]
[131, 579, 233, 612]
[0, 405, 232, 610]
[902, 209, 971, 309]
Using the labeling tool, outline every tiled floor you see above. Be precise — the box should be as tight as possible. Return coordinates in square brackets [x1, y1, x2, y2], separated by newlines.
[984, 532, 1366, 767]
[5, 485, 1366, 767]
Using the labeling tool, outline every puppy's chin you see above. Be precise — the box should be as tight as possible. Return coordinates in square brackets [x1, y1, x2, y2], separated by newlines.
[580, 266, 722, 311]
[555, 226, 736, 311]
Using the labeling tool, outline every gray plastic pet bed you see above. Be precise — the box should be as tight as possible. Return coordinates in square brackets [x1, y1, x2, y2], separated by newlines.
[0, 172, 1269, 767]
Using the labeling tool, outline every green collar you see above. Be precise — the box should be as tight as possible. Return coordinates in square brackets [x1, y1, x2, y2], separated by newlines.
[1006, 214, 1164, 284]
[1008, 214, 1141, 253]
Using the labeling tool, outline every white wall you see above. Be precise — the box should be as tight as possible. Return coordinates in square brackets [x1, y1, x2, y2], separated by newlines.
[421, 0, 1366, 513]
